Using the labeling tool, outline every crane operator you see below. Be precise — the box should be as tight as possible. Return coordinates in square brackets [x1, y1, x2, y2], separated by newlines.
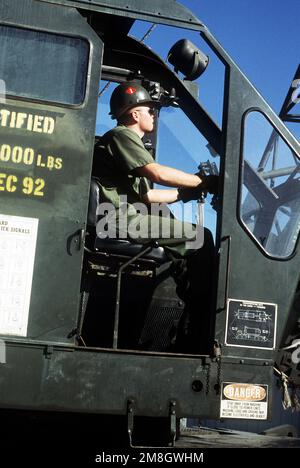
[93, 81, 219, 353]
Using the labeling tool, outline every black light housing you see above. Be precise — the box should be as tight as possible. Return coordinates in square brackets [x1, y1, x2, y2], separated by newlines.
[167, 39, 209, 81]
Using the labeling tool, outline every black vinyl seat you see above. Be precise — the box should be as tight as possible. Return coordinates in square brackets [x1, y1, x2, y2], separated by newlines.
[80, 177, 182, 351]
[87, 177, 168, 264]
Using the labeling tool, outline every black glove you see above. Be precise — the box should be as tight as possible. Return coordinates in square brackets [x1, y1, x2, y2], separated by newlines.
[211, 195, 221, 212]
[178, 185, 203, 203]
[178, 175, 219, 202]
[197, 174, 219, 195]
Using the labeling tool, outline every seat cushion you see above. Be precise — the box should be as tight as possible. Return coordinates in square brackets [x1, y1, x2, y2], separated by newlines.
[94, 238, 168, 263]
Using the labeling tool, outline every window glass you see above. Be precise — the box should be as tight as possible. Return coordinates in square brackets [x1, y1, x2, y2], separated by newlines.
[96, 81, 118, 135]
[157, 105, 218, 231]
[241, 111, 300, 257]
[0, 26, 89, 105]
[130, 20, 225, 127]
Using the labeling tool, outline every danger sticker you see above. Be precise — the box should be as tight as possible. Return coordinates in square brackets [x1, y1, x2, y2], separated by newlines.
[220, 382, 268, 420]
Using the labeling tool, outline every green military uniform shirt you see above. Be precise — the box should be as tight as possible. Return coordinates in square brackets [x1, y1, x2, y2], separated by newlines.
[94, 125, 153, 219]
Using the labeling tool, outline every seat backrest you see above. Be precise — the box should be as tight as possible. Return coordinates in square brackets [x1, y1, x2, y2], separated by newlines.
[87, 177, 101, 227]
[87, 178, 168, 263]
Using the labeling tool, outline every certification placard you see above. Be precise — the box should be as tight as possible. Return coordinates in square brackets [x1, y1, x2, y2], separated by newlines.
[0, 214, 38, 336]
[225, 299, 277, 349]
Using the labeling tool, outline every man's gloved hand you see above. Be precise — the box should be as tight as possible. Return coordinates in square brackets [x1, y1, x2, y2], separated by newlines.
[178, 175, 219, 202]
[197, 174, 219, 195]
[178, 185, 203, 203]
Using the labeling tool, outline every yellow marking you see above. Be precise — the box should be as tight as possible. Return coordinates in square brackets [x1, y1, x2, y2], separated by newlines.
[22, 176, 34, 195]
[0, 144, 11, 162]
[55, 158, 62, 170]
[0, 109, 56, 134]
[22, 177, 45, 197]
[0, 144, 62, 170]
[12, 146, 23, 164]
[0, 173, 18, 192]
[34, 178, 45, 197]
[6, 175, 17, 192]
[23, 148, 34, 165]
[0, 172, 46, 197]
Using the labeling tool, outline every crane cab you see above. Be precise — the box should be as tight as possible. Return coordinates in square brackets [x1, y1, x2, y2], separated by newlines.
[0, 0, 299, 444]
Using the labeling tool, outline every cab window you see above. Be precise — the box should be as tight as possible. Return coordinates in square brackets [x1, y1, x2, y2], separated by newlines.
[0, 25, 89, 105]
[241, 110, 300, 257]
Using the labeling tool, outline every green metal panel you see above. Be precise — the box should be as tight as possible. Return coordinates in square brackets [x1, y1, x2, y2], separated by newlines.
[0, 0, 103, 342]
[35, 0, 203, 29]
[0, 342, 273, 419]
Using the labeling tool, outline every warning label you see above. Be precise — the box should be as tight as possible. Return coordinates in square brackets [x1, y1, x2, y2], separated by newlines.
[225, 298, 277, 349]
[220, 382, 268, 420]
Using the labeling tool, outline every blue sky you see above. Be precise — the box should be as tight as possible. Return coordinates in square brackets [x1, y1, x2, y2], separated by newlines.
[181, 0, 299, 124]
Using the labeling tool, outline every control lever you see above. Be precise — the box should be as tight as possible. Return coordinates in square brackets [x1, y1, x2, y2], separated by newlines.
[197, 160, 220, 217]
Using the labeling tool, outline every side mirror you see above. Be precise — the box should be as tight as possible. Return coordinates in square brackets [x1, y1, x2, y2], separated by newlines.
[167, 39, 209, 81]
